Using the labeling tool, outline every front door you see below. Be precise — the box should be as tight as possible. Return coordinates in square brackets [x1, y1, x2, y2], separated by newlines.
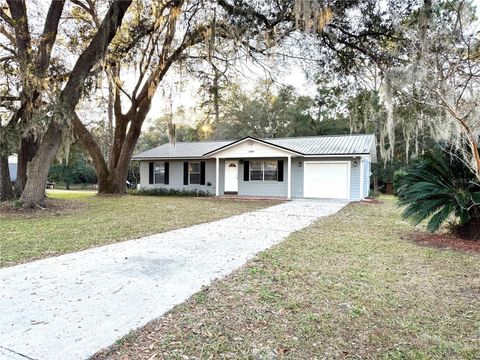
[224, 160, 239, 193]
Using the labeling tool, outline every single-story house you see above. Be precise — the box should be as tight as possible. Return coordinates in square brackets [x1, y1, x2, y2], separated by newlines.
[132, 134, 376, 200]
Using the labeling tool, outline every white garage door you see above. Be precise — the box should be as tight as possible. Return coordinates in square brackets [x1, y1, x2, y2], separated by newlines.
[304, 162, 350, 199]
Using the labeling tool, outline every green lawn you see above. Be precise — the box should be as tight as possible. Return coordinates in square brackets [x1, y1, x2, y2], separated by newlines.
[93, 197, 480, 359]
[0, 190, 280, 267]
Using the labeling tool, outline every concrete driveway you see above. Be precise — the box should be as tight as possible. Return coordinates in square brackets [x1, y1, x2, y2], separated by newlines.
[0, 199, 347, 360]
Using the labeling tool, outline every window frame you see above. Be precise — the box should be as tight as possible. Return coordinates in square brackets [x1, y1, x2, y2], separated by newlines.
[249, 160, 278, 182]
[154, 161, 165, 184]
[189, 161, 201, 185]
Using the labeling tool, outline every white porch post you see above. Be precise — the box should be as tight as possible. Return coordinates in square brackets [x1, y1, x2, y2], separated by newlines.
[287, 155, 292, 200]
[215, 157, 220, 196]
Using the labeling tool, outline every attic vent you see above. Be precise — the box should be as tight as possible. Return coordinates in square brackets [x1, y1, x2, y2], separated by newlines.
[229, 163, 237, 167]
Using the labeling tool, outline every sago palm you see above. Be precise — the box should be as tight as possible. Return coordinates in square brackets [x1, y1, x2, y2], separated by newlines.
[397, 149, 480, 234]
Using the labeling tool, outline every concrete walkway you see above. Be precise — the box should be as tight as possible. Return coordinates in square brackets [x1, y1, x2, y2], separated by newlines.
[0, 199, 347, 360]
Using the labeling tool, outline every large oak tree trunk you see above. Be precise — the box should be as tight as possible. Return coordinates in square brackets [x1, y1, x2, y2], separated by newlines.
[79, 126, 136, 195]
[14, 134, 38, 196]
[106, 112, 145, 194]
[19, 123, 62, 207]
[19, 0, 132, 208]
[74, 99, 146, 195]
[6, 0, 65, 198]
[0, 153, 13, 201]
[97, 170, 128, 195]
[78, 121, 139, 195]
[113, 168, 128, 193]
[109, 161, 130, 194]
[72, 113, 123, 194]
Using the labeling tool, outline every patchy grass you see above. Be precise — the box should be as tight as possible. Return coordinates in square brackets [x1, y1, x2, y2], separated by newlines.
[0, 190, 280, 267]
[93, 197, 480, 360]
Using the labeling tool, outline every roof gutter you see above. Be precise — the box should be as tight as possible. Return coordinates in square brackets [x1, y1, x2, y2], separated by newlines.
[300, 153, 370, 158]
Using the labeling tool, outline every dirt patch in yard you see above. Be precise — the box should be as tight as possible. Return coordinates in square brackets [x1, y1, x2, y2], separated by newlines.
[406, 231, 480, 253]
[0, 198, 87, 218]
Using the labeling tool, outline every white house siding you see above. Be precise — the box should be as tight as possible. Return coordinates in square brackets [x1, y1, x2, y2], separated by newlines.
[139, 160, 217, 194]
[362, 156, 371, 197]
[291, 157, 362, 200]
[238, 158, 288, 197]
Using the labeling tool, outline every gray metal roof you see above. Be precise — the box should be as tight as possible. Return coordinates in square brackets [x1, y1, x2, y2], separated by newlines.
[132, 134, 376, 160]
[132, 140, 232, 159]
[267, 134, 375, 155]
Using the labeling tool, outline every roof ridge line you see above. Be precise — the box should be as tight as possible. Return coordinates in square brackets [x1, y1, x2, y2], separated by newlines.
[265, 133, 374, 140]
[141, 133, 375, 148]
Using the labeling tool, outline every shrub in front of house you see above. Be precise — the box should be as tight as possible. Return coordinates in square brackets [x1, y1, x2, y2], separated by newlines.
[397, 148, 480, 239]
[128, 188, 212, 197]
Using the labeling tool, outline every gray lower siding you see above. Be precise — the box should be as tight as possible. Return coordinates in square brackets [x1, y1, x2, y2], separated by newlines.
[139, 160, 217, 194]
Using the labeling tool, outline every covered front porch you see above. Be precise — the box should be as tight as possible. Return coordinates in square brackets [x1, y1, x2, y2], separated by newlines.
[213, 157, 294, 199]
[203, 137, 299, 200]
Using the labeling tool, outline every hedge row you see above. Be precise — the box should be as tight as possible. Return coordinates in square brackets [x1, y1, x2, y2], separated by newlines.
[128, 188, 212, 197]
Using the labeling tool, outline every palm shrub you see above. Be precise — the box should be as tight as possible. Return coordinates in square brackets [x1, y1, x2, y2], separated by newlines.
[397, 149, 480, 238]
